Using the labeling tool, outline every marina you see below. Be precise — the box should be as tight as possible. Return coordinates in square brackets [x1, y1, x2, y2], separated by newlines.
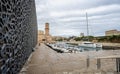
[46, 42, 103, 53]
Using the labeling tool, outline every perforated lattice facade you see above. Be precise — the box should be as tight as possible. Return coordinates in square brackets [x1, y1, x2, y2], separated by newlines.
[0, 0, 37, 73]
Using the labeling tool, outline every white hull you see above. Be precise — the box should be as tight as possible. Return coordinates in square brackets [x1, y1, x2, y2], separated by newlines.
[79, 42, 102, 48]
[50, 44, 69, 52]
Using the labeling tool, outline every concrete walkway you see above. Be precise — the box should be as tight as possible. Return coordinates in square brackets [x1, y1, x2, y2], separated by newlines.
[20, 43, 87, 74]
[19, 43, 120, 74]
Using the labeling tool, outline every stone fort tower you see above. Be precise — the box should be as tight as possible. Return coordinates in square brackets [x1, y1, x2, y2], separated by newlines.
[45, 23, 52, 43]
[45, 23, 49, 36]
[38, 23, 52, 43]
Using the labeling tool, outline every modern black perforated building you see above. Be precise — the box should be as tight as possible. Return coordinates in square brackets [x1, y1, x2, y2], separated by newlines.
[0, 0, 37, 73]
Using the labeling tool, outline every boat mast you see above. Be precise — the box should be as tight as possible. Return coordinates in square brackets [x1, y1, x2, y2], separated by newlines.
[86, 12, 89, 41]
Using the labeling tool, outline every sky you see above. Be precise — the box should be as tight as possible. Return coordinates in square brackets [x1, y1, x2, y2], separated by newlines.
[35, 0, 120, 37]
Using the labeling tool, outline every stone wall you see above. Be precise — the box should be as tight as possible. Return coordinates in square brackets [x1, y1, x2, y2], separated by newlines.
[0, 0, 37, 74]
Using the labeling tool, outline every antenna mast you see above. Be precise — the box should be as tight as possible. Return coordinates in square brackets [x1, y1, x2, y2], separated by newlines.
[86, 12, 89, 41]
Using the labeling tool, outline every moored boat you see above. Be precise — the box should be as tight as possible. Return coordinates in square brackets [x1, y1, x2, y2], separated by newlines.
[79, 42, 102, 48]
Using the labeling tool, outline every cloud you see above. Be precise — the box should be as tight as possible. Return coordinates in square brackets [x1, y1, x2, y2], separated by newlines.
[35, 0, 120, 36]
[47, 0, 120, 11]
[50, 4, 120, 18]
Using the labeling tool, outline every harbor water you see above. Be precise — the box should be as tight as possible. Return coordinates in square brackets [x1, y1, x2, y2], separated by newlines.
[50, 42, 103, 53]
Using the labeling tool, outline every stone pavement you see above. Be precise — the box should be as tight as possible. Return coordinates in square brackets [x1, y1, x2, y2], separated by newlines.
[19, 43, 120, 74]
[19, 43, 87, 74]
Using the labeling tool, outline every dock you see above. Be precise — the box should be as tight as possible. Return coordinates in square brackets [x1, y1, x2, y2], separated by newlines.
[20, 43, 120, 74]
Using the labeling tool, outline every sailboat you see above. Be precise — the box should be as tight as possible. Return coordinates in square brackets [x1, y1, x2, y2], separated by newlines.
[79, 12, 102, 48]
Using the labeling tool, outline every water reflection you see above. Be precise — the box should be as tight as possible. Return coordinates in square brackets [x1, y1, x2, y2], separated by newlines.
[78, 46, 103, 52]
[66, 43, 102, 52]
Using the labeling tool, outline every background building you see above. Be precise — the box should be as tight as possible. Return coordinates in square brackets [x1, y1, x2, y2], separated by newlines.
[80, 33, 84, 37]
[105, 29, 120, 36]
[45, 23, 52, 43]
[38, 23, 52, 43]
[38, 30, 45, 42]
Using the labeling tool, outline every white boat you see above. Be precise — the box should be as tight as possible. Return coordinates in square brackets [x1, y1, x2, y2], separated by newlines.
[49, 43, 69, 53]
[79, 42, 102, 48]
[78, 12, 102, 48]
